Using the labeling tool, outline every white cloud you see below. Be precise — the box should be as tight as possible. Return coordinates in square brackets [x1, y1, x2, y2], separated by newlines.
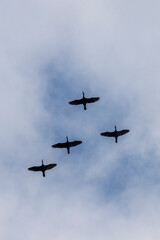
[1, 0, 160, 239]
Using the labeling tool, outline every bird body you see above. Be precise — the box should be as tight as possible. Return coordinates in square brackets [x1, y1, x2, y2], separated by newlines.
[28, 160, 57, 177]
[52, 136, 82, 154]
[100, 126, 129, 143]
[69, 91, 100, 110]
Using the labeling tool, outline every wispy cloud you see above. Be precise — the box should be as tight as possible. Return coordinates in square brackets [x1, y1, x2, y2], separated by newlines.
[1, 0, 160, 239]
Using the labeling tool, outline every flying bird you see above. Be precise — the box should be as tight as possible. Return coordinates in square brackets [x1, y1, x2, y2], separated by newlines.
[52, 136, 82, 154]
[28, 160, 57, 177]
[100, 125, 129, 143]
[69, 91, 100, 110]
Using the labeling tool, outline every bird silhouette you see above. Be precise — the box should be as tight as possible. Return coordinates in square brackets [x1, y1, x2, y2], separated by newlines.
[28, 160, 57, 177]
[100, 125, 129, 143]
[69, 91, 100, 110]
[52, 136, 82, 154]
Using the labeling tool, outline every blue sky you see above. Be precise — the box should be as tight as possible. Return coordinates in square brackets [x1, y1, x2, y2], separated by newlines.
[1, 0, 160, 239]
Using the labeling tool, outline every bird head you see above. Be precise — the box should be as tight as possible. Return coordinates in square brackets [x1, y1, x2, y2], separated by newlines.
[82, 91, 85, 98]
[115, 125, 117, 131]
[66, 136, 69, 142]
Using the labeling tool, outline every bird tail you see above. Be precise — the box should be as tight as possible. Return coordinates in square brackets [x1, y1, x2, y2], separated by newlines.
[67, 147, 70, 154]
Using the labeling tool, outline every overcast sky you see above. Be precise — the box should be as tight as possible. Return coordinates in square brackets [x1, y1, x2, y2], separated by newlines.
[1, 0, 160, 239]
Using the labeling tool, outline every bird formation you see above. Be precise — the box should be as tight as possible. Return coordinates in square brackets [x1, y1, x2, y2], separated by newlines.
[28, 91, 129, 177]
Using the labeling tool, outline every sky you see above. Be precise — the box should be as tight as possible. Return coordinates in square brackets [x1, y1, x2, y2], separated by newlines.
[1, 0, 160, 239]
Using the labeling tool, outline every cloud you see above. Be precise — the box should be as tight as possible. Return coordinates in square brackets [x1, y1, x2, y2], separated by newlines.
[1, 0, 160, 239]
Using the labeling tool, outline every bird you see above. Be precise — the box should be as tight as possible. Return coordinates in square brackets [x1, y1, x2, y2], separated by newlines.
[69, 91, 100, 110]
[52, 136, 82, 154]
[28, 160, 57, 177]
[100, 125, 129, 143]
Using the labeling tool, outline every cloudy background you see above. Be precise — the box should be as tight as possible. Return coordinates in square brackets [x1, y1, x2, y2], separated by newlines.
[1, 0, 160, 239]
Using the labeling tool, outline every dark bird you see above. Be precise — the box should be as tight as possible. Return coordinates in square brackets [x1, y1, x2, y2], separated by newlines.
[52, 136, 82, 154]
[69, 91, 100, 110]
[28, 160, 57, 177]
[100, 125, 129, 143]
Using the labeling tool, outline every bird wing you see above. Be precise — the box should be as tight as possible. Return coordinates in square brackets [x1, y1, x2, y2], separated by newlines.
[85, 97, 100, 103]
[69, 140, 82, 147]
[28, 166, 42, 171]
[69, 98, 83, 105]
[100, 131, 115, 137]
[52, 143, 67, 148]
[117, 129, 129, 136]
[45, 163, 57, 171]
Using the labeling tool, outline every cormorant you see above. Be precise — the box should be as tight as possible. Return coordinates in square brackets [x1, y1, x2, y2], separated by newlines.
[28, 160, 57, 177]
[52, 136, 82, 154]
[100, 125, 129, 143]
[69, 91, 100, 110]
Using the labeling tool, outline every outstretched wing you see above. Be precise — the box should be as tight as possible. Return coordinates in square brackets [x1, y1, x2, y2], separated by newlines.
[69, 98, 83, 105]
[69, 140, 82, 147]
[28, 166, 42, 172]
[86, 97, 100, 103]
[117, 129, 129, 136]
[100, 131, 115, 137]
[45, 163, 57, 171]
[52, 143, 67, 148]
